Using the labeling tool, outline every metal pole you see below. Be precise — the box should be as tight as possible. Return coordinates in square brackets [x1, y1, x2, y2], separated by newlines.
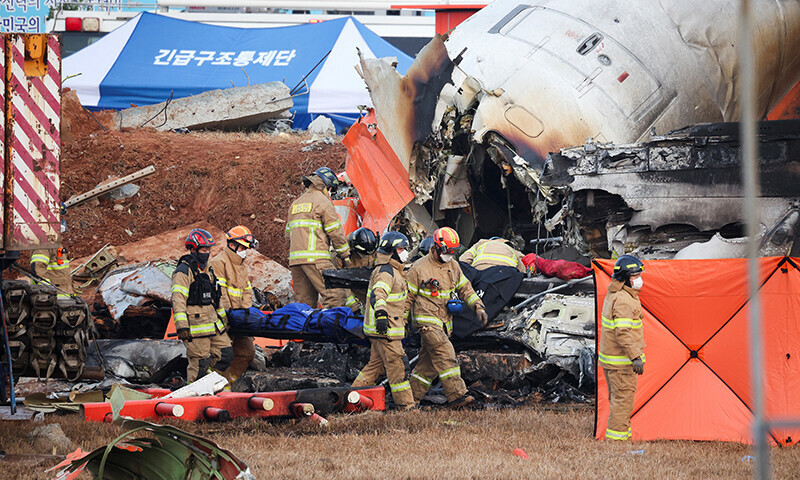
[740, 0, 769, 477]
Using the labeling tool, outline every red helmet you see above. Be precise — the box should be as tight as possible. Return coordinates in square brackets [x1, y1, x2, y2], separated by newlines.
[433, 227, 460, 255]
[185, 228, 216, 250]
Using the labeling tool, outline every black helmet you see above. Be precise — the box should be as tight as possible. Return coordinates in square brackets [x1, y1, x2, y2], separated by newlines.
[613, 255, 644, 280]
[314, 167, 339, 188]
[418, 236, 434, 256]
[349, 227, 378, 254]
[377, 231, 410, 254]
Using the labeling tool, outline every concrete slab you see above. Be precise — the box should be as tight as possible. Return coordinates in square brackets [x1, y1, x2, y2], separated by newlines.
[116, 82, 292, 132]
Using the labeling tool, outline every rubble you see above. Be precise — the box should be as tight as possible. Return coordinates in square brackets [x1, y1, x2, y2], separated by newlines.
[540, 121, 800, 258]
[116, 82, 293, 132]
[307, 115, 336, 136]
[86, 339, 186, 383]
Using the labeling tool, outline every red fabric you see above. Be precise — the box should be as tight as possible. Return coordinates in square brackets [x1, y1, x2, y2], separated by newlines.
[521, 254, 591, 280]
[594, 257, 800, 445]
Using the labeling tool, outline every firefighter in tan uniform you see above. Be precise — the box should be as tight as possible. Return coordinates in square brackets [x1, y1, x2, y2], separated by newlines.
[406, 227, 488, 408]
[285, 167, 350, 308]
[30, 248, 74, 298]
[210, 225, 258, 382]
[337, 227, 378, 311]
[599, 255, 646, 441]
[171, 228, 231, 382]
[460, 237, 526, 272]
[352, 232, 414, 408]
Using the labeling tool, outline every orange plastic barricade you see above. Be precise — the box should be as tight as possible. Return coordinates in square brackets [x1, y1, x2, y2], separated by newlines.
[594, 257, 800, 445]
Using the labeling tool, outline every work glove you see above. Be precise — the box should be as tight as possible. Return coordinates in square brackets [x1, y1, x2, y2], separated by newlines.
[476, 308, 488, 327]
[375, 310, 389, 335]
[177, 328, 192, 342]
[631, 357, 644, 375]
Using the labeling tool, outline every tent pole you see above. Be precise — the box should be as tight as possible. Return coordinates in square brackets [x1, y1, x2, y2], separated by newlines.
[740, 0, 769, 477]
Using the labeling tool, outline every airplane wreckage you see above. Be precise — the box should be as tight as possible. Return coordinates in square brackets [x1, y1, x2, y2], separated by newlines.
[356, 0, 800, 257]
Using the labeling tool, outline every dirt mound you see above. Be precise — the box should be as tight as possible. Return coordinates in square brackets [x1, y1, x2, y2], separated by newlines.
[61, 88, 117, 142]
[61, 127, 347, 265]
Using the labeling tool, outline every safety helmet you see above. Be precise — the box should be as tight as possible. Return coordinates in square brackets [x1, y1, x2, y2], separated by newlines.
[185, 228, 216, 250]
[314, 167, 340, 188]
[418, 236, 434, 256]
[348, 227, 378, 254]
[613, 255, 645, 280]
[432, 227, 460, 255]
[377, 231, 410, 254]
[226, 225, 259, 249]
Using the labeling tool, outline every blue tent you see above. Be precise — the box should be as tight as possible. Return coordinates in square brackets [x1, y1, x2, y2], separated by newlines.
[63, 13, 413, 131]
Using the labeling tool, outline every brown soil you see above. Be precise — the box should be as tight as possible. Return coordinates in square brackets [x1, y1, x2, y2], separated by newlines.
[60, 93, 347, 265]
[2, 406, 799, 479]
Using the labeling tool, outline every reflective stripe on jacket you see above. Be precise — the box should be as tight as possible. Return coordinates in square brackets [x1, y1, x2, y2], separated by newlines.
[599, 280, 646, 369]
[171, 261, 226, 338]
[363, 254, 407, 340]
[405, 253, 484, 336]
[460, 239, 526, 272]
[209, 247, 253, 322]
[30, 248, 74, 296]
[285, 175, 350, 265]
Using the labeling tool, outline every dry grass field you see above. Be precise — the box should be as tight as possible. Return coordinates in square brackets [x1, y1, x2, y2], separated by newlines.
[2, 405, 799, 479]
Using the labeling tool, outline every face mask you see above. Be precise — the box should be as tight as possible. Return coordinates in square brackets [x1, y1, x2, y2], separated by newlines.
[237, 249, 248, 259]
[631, 276, 644, 289]
[193, 251, 210, 268]
[440, 253, 454, 263]
[397, 249, 409, 263]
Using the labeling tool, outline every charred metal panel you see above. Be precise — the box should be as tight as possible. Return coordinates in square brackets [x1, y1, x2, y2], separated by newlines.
[542, 120, 800, 255]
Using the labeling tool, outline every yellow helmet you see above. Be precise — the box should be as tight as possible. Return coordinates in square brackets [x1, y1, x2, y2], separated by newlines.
[226, 225, 258, 249]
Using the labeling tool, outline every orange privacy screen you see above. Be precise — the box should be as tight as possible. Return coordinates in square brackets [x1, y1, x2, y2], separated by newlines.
[594, 257, 800, 445]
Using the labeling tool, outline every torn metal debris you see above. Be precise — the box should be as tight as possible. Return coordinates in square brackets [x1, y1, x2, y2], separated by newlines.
[357, 0, 800, 254]
[540, 121, 800, 257]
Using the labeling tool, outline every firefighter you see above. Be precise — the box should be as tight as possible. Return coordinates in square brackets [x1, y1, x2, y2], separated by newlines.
[406, 227, 488, 408]
[210, 225, 258, 383]
[285, 167, 350, 308]
[30, 204, 74, 298]
[410, 236, 434, 263]
[30, 247, 74, 299]
[348, 227, 378, 268]
[339, 227, 378, 310]
[171, 228, 231, 383]
[352, 231, 415, 409]
[599, 255, 646, 441]
[460, 237, 526, 272]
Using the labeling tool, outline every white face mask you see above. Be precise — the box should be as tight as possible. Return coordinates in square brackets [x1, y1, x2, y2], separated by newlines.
[440, 253, 454, 263]
[397, 249, 409, 263]
[237, 249, 248, 259]
[631, 276, 643, 289]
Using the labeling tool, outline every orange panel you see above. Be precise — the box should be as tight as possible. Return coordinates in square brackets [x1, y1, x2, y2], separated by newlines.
[766, 80, 800, 120]
[631, 361, 755, 443]
[343, 112, 415, 233]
